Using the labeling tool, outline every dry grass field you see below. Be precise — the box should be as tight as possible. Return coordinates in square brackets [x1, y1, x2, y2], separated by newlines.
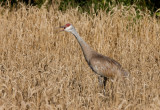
[0, 4, 160, 110]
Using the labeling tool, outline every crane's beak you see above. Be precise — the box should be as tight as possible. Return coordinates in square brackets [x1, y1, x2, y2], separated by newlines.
[59, 26, 65, 32]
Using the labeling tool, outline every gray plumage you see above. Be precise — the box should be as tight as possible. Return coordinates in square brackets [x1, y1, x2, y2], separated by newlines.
[60, 23, 129, 91]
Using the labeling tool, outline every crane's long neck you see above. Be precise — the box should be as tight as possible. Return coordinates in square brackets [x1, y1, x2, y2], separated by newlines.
[71, 29, 95, 63]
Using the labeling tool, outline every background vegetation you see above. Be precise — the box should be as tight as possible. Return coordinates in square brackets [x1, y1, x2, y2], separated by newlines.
[0, 0, 160, 110]
[0, 2, 160, 109]
[0, 0, 160, 14]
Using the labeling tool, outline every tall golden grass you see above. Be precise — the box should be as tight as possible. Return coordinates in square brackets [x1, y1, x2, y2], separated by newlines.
[0, 4, 160, 110]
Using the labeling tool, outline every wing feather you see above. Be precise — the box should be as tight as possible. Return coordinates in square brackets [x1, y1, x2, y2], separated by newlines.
[89, 54, 123, 78]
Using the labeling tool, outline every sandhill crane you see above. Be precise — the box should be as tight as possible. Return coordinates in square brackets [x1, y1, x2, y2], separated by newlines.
[59, 23, 129, 92]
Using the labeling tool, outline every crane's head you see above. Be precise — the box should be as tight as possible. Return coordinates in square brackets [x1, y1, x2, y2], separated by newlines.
[59, 23, 75, 33]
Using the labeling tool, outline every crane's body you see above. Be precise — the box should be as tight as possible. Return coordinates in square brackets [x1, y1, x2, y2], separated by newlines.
[60, 23, 128, 91]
